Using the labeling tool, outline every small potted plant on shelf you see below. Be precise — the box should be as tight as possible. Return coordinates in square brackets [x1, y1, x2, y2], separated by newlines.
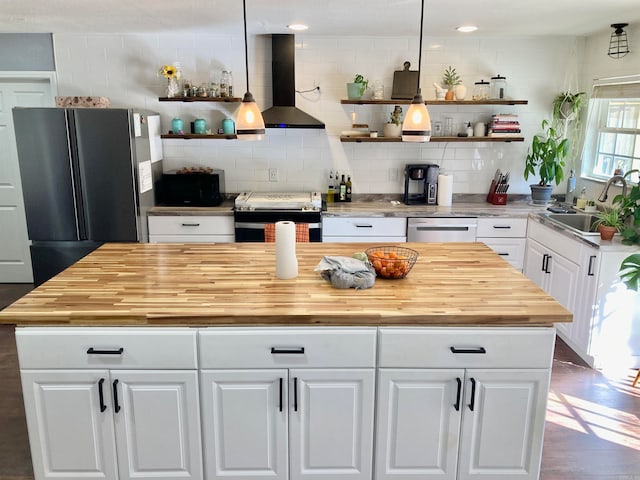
[593, 205, 625, 241]
[346, 74, 369, 100]
[524, 119, 569, 204]
[442, 66, 461, 100]
[383, 106, 403, 138]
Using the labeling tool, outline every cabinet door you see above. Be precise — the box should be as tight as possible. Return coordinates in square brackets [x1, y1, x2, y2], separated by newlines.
[569, 248, 601, 363]
[113, 370, 203, 480]
[545, 251, 580, 314]
[289, 369, 375, 480]
[200, 369, 288, 480]
[458, 369, 550, 480]
[375, 369, 464, 480]
[20, 369, 118, 480]
[523, 238, 547, 291]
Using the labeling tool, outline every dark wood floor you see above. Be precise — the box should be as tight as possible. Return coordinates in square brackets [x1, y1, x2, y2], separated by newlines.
[1, 284, 639, 480]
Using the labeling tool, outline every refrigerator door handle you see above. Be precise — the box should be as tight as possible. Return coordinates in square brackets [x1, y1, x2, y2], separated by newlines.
[66, 110, 87, 240]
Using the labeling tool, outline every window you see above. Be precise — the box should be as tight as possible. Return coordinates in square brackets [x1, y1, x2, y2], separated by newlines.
[581, 81, 640, 184]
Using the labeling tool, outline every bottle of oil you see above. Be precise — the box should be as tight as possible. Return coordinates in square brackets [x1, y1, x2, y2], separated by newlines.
[339, 174, 347, 201]
[346, 175, 352, 202]
[327, 171, 335, 203]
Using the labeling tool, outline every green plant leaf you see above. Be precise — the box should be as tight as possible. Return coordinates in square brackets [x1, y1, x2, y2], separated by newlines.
[619, 253, 640, 291]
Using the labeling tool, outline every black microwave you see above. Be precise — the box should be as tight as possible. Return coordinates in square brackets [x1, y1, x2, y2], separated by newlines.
[157, 169, 225, 206]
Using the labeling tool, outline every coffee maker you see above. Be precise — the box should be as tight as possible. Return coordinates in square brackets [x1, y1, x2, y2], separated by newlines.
[404, 164, 439, 205]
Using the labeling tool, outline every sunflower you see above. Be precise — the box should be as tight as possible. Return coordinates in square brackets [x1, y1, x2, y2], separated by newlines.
[159, 64, 178, 79]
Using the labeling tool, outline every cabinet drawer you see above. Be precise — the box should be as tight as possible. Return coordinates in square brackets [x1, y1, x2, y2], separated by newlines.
[378, 327, 555, 369]
[527, 220, 582, 264]
[478, 237, 526, 269]
[199, 327, 377, 368]
[476, 217, 527, 237]
[148, 215, 234, 236]
[16, 327, 198, 369]
[322, 217, 406, 237]
[149, 234, 235, 243]
[323, 235, 407, 243]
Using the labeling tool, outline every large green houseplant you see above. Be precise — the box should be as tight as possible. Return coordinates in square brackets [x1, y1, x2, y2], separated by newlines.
[524, 120, 569, 204]
[612, 169, 640, 290]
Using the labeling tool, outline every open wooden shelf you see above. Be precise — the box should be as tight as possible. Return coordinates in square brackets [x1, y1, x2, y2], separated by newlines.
[339, 135, 524, 143]
[161, 134, 237, 140]
[340, 99, 528, 106]
[158, 96, 242, 103]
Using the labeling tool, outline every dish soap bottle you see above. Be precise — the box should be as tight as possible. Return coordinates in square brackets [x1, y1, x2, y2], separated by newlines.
[466, 122, 473, 137]
[576, 187, 587, 209]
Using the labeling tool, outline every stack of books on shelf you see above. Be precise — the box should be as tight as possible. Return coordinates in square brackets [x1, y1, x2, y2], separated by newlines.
[488, 114, 521, 137]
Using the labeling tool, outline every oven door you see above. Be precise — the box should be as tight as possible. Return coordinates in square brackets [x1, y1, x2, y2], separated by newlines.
[234, 210, 322, 242]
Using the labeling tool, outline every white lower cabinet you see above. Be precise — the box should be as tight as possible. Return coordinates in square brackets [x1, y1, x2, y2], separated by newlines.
[16, 328, 202, 480]
[375, 328, 554, 480]
[322, 217, 407, 242]
[199, 327, 377, 480]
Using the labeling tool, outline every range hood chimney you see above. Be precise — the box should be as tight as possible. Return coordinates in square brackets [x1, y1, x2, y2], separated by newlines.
[261, 34, 325, 129]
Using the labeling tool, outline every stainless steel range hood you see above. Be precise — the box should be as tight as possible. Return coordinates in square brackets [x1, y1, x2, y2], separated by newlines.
[261, 35, 325, 129]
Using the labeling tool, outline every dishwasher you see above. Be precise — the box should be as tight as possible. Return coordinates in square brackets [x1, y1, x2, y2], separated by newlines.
[407, 217, 478, 242]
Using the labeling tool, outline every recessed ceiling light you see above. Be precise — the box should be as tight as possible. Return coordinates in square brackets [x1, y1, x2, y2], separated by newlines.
[456, 25, 478, 33]
[287, 24, 309, 31]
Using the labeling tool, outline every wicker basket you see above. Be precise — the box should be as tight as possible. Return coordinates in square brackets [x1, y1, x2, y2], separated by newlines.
[365, 246, 418, 279]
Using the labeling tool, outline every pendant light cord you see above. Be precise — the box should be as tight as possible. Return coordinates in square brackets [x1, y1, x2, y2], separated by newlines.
[417, 0, 424, 93]
[243, 0, 250, 92]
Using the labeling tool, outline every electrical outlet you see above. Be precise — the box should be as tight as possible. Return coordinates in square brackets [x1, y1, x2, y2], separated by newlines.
[269, 168, 278, 182]
[389, 168, 398, 181]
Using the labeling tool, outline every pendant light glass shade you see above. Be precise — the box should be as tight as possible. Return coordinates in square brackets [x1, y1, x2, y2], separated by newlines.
[401, 0, 430, 143]
[402, 91, 431, 142]
[236, 0, 265, 141]
[236, 91, 265, 141]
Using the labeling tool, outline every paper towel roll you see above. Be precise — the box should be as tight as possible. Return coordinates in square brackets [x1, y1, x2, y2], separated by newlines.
[437, 174, 453, 206]
[275, 221, 298, 279]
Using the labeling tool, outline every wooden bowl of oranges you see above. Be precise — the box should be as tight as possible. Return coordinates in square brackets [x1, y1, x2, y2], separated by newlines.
[365, 246, 418, 279]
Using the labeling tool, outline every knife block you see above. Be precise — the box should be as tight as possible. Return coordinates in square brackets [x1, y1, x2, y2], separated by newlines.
[486, 180, 507, 205]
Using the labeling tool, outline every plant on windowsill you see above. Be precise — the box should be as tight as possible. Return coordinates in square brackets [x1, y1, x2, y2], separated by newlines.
[524, 119, 569, 204]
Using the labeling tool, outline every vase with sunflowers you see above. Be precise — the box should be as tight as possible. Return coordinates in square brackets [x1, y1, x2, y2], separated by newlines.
[159, 64, 181, 98]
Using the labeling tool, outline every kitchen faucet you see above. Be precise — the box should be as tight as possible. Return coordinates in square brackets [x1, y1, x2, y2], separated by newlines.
[597, 175, 627, 202]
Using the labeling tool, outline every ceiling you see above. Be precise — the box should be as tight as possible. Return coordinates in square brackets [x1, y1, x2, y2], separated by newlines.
[1, 0, 638, 37]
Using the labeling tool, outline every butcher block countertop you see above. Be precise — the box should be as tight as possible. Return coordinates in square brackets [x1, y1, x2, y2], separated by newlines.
[0, 242, 571, 327]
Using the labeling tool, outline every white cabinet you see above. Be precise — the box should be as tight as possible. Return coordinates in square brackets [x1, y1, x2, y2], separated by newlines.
[199, 327, 377, 480]
[148, 214, 235, 243]
[375, 328, 554, 480]
[322, 217, 406, 242]
[477, 217, 527, 270]
[16, 328, 203, 480]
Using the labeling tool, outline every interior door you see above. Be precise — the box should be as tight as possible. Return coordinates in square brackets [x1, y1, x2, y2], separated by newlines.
[289, 368, 375, 480]
[20, 369, 118, 480]
[0, 77, 54, 282]
[112, 370, 203, 480]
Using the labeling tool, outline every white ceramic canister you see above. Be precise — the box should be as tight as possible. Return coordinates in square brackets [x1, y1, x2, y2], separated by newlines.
[473, 122, 486, 137]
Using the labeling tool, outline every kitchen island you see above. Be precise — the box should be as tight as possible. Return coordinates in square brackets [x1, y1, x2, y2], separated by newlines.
[1, 242, 570, 480]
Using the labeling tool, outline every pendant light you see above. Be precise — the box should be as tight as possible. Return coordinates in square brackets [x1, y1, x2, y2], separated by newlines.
[236, 0, 265, 141]
[608, 23, 630, 59]
[401, 0, 431, 142]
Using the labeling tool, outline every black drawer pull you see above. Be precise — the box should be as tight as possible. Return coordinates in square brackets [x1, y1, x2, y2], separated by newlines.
[98, 378, 107, 412]
[293, 377, 298, 412]
[113, 379, 121, 413]
[541, 253, 548, 272]
[468, 378, 477, 411]
[454, 377, 462, 411]
[450, 346, 486, 354]
[354, 224, 373, 228]
[181, 223, 200, 227]
[271, 347, 305, 354]
[545, 255, 552, 274]
[492, 225, 512, 229]
[87, 347, 124, 355]
[497, 253, 509, 256]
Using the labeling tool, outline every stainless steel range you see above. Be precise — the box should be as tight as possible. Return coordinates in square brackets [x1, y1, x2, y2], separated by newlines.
[234, 192, 323, 242]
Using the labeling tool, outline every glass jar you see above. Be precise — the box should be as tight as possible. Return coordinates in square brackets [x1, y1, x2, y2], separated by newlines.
[171, 118, 184, 134]
[219, 70, 230, 97]
[490, 75, 507, 99]
[472, 80, 490, 100]
[194, 118, 206, 135]
[227, 71, 233, 97]
[222, 118, 235, 135]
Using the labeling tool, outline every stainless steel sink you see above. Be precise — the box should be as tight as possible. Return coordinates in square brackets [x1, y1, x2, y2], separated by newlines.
[545, 213, 600, 236]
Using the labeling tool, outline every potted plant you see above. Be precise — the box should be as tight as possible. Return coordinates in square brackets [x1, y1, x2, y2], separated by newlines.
[552, 91, 586, 121]
[619, 253, 640, 291]
[524, 119, 569, 204]
[383, 105, 403, 138]
[346, 74, 368, 100]
[442, 66, 461, 100]
[613, 169, 640, 245]
[592, 205, 625, 241]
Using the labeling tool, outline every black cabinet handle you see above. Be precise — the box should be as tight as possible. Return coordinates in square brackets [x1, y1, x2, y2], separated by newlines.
[354, 224, 373, 228]
[497, 253, 509, 256]
[468, 378, 477, 411]
[113, 379, 121, 413]
[271, 347, 305, 355]
[98, 378, 107, 412]
[545, 255, 552, 274]
[541, 254, 548, 272]
[450, 346, 486, 354]
[87, 347, 124, 355]
[181, 223, 200, 227]
[293, 377, 298, 412]
[492, 225, 512, 229]
[588, 255, 596, 276]
[454, 377, 462, 411]
[279, 378, 283, 412]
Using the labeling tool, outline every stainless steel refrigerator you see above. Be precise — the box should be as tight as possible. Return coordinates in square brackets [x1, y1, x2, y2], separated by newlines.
[13, 107, 163, 285]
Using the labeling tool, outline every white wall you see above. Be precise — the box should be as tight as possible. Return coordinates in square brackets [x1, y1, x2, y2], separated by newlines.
[576, 24, 640, 204]
[53, 32, 582, 196]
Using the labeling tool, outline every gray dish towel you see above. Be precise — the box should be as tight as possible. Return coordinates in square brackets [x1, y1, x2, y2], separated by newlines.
[314, 256, 376, 290]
